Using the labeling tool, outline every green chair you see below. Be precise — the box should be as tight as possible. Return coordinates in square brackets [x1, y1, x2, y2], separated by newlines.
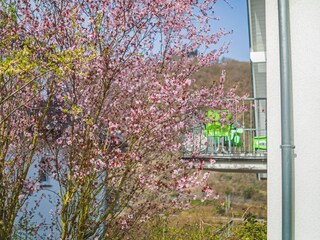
[205, 110, 233, 136]
[203, 122, 222, 137]
[204, 110, 233, 153]
[253, 136, 267, 151]
[227, 127, 244, 147]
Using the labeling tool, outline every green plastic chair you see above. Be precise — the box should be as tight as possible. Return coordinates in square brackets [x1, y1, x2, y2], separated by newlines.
[227, 127, 244, 147]
[204, 110, 233, 153]
[204, 122, 222, 137]
[253, 136, 267, 151]
[204, 110, 232, 137]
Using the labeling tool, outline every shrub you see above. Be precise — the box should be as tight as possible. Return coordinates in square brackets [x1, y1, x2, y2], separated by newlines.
[243, 187, 256, 200]
[227, 214, 267, 240]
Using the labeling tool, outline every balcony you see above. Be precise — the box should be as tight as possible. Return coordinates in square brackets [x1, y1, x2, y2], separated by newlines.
[182, 98, 267, 173]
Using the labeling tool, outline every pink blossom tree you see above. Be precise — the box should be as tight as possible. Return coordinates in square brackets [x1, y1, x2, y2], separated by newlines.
[1, 0, 244, 239]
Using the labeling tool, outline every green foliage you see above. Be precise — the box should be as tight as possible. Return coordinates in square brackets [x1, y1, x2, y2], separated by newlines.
[0, 0, 17, 24]
[144, 217, 223, 240]
[214, 201, 226, 215]
[190, 199, 225, 215]
[243, 187, 256, 200]
[137, 214, 266, 240]
[149, 225, 223, 240]
[227, 214, 267, 240]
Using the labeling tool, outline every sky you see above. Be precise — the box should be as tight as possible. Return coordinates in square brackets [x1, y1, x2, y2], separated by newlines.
[212, 0, 250, 62]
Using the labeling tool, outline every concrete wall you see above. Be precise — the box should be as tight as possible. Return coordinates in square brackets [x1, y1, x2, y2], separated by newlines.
[266, 0, 320, 239]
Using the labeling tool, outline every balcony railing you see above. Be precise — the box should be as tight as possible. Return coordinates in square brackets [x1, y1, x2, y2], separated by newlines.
[182, 98, 267, 158]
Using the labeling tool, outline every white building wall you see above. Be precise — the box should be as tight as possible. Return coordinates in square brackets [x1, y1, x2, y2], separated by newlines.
[265, 0, 282, 239]
[267, 0, 320, 239]
[290, 1, 320, 239]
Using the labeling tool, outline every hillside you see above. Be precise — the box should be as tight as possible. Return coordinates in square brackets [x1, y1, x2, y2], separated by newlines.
[192, 59, 252, 97]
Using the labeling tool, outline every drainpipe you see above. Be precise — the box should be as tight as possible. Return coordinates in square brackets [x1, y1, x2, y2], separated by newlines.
[278, 0, 294, 239]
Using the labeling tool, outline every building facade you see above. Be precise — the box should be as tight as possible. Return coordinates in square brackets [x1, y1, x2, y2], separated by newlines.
[249, 0, 320, 239]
